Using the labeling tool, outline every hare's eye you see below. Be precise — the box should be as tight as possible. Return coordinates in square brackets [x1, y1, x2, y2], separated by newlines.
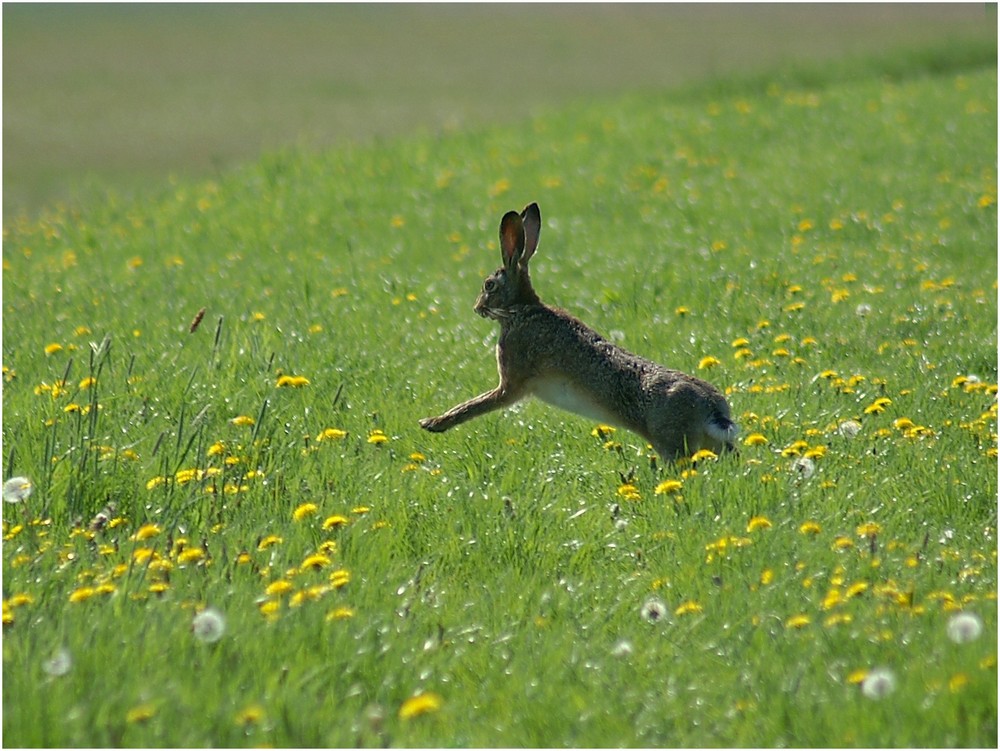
[484, 279, 496, 292]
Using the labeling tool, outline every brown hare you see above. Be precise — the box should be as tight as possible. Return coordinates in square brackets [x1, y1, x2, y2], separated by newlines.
[419, 202, 738, 461]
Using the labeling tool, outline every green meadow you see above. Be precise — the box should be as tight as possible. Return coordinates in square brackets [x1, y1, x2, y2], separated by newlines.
[2, 41, 997, 748]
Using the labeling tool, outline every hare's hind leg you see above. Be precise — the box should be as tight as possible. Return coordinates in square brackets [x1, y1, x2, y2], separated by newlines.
[419, 385, 524, 432]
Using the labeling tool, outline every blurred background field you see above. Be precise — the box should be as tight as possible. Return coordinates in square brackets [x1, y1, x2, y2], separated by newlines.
[2, 2, 996, 217]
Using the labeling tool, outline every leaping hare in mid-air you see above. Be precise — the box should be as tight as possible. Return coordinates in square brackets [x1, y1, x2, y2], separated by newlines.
[419, 202, 738, 461]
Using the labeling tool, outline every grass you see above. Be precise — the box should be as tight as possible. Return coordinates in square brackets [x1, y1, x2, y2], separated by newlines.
[2, 46, 997, 747]
[3, 3, 997, 216]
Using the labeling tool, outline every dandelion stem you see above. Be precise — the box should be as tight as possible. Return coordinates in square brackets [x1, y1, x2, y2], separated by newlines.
[250, 398, 269, 445]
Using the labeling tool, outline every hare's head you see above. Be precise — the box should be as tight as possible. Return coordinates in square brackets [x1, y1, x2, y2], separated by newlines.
[474, 203, 542, 320]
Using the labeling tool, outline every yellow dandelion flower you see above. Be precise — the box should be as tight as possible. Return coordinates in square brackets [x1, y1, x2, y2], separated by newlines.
[293, 503, 318, 521]
[760, 569, 774, 585]
[44, 343, 64, 355]
[675, 601, 703, 616]
[290, 586, 328, 607]
[326, 606, 356, 621]
[257, 534, 283, 550]
[230, 415, 255, 427]
[743, 433, 768, 447]
[698, 356, 721, 370]
[846, 668, 868, 684]
[301, 553, 331, 571]
[617, 483, 641, 500]
[747, 516, 772, 533]
[317, 428, 348, 441]
[68, 587, 96, 604]
[264, 579, 295, 597]
[352, 506, 371, 515]
[78, 376, 97, 389]
[132, 523, 162, 541]
[367, 429, 389, 445]
[846, 582, 868, 599]
[856, 522, 881, 538]
[675, 306, 690, 316]
[258, 599, 281, 619]
[799, 520, 822, 535]
[329, 569, 351, 588]
[276, 375, 310, 388]
[832, 536, 854, 550]
[399, 692, 443, 720]
[781, 440, 809, 457]
[824, 613, 853, 627]
[488, 178, 510, 198]
[125, 703, 157, 724]
[803, 445, 827, 459]
[783, 301, 805, 313]
[785, 614, 811, 629]
[690, 449, 718, 462]
[822, 588, 843, 610]
[322, 515, 349, 530]
[591, 424, 617, 439]
[8, 593, 34, 608]
[177, 548, 205, 565]
[654, 479, 683, 495]
[234, 704, 266, 727]
[948, 673, 969, 693]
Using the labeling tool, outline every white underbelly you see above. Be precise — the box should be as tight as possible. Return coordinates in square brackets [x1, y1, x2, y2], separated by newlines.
[530, 376, 622, 427]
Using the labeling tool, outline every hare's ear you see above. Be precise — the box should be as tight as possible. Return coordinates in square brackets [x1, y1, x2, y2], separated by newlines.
[521, 203, 541, 263]
[499, 210, 525, 270]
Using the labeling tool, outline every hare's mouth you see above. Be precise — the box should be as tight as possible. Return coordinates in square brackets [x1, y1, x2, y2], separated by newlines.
[476, 304, 509, 321]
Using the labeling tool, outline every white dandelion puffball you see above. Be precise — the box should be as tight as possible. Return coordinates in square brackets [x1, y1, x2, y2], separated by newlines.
[946, 612, 983, 644]
[42, 648, 73, 678]
[192, 607, 227, 643]
[861, 667, 897, 700]
[838, 420, 862, 438]
[640, 597, 667, 623]
[791, 456, 816, 479]
[3, 476, 33, 504]
[610, 639, 634, 658]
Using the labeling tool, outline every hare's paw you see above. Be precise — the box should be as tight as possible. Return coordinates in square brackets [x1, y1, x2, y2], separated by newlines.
[419, 416, 448, 432]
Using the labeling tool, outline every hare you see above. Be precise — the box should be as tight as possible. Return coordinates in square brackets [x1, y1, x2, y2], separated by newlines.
[419, 202, 738, 461]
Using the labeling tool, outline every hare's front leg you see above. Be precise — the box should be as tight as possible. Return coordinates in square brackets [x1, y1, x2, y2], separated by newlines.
[419, 385, 522, 432]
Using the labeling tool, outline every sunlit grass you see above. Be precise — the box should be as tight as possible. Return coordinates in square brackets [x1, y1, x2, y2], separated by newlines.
[2, 54, 996, 747]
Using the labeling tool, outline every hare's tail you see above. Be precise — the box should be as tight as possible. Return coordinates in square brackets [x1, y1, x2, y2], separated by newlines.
[706, 414, 739, 447]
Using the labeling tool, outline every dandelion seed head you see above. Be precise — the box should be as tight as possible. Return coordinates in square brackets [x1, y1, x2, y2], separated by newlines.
[838, 420, 862, 438]
[192, 606, 226, 643]
[640, 597, 667, 623]
[791, 456, 815, 478]
[860, 667, 896, 700]
[42, 647, 73, 677]
[610, 639, 634, 658]
[946, 612, 983, 644]
[3, 476, 33, 504]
